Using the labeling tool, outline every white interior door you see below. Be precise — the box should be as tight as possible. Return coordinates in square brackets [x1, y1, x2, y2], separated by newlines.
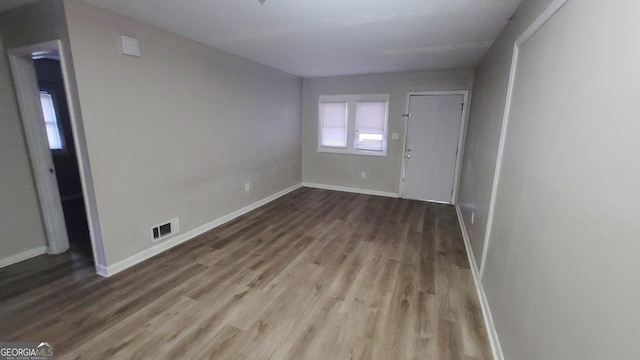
[402, 94, 464, 203]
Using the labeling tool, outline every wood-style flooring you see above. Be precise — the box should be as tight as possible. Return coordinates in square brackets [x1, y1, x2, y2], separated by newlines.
[0, 187, 491, 359]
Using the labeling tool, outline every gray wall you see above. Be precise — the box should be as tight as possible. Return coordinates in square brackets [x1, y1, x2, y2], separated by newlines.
[0, 0, 74, 263]
[302, 70, 474, 194]
[459, 0, 640, 358]
[0, 0, 107, 265]
[0, 34, 48, 262]
[0, 0, 69, 49]
[64, 0, 302, 265]
[457, 0, 554, 266]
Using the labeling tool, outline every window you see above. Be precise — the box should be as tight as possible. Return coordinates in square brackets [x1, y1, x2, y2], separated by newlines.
[39, 91, 64, 150]
[318, 94, 389, 156]
[355, 101, 386, 151]
[319, 102, 347, 148]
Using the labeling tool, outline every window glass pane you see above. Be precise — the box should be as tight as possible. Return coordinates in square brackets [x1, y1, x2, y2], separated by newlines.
[40, 92, 63, 150]
[320, 102, 347, 148]
[322, 128, 347, 147]
[355, 101, 386, 151]
[358, 133, 383, 141]
[45, 123, 62, 149]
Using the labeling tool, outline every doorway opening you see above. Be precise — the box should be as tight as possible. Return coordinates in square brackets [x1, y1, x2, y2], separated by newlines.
[400, 91, 469, 204]
[7, 40, 106, 273]
[34, 57, 92, 259]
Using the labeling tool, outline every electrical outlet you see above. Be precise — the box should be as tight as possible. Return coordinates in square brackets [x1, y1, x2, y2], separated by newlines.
[360, 171, 366, 178]
[245, 182, 251, 192]
[471, 211, 475, 224]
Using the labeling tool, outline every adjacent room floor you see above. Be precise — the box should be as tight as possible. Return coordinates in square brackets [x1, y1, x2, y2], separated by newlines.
[0, 187, 491, 359]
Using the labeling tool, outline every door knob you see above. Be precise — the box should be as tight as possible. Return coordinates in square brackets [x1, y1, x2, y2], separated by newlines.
[406, 148, 412, 152]
[405, 154, 411, 159]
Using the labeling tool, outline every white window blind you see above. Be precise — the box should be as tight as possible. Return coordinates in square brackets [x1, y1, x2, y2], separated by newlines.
[320, 102, 347, 148]
[355, 101, 386, 151]
[39, 92, 63, 150]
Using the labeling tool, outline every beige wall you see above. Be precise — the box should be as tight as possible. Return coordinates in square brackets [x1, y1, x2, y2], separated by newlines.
[63, 0, 302, 265]
[302, 70, 474, 194]
[460, 0, 640, 358]
[0, 34, 48, 262]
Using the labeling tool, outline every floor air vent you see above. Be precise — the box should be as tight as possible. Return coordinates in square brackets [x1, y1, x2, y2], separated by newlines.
[151, 218, 179, 241]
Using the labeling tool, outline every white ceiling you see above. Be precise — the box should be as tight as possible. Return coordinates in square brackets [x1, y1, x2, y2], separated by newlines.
[3, 0, 523, 77]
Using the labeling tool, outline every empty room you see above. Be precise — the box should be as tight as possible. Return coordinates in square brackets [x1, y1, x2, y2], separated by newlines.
[0, 0, 638, 359]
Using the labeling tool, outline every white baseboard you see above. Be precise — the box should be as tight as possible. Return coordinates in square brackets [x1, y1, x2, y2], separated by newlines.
[95, 263, 109, 277]
[302, 182, 399, 198]
[0, 246, 48, 268]
[455, 205, 504, 360]
[98, 183, 303, 277]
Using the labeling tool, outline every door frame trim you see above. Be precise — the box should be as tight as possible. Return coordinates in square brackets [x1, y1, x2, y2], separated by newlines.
[399, 90, 470, 204]
[7, 40, 107, 271]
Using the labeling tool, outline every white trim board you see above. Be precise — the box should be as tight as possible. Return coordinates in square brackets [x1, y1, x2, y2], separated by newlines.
[0, 246, 48, 269]
[479, 0, 570, 278]
[97, 183, 302, 277]
[455, 205, 504, 360]
[302, 182, 399, 198]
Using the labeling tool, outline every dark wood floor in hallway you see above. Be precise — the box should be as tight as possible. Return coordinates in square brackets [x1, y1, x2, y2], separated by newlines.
[0, 187, 491, 359]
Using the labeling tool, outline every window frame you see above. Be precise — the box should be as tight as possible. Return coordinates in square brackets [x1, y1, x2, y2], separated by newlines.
[317, 94, 389, 157]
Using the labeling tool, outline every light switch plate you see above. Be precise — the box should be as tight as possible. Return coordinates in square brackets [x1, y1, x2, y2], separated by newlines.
[391, 132, 399, 140]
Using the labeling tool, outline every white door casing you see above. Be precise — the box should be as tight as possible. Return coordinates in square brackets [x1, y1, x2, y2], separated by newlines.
[401, 92, 467, 203]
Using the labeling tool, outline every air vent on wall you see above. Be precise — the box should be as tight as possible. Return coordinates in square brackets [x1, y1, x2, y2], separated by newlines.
[151, 218, 179, 241]
[121, 36, 141, 57]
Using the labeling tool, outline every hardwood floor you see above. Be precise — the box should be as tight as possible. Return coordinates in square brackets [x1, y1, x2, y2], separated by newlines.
[0, 188, 491, 359]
